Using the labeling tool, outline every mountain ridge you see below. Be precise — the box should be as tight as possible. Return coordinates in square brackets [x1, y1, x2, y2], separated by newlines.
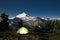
[9, 12, 60, 20]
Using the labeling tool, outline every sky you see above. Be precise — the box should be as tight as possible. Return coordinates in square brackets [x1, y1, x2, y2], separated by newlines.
[0, 0, 60, 18]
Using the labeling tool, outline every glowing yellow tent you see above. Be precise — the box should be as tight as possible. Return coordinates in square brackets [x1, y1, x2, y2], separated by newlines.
[16, 27, 29, 34]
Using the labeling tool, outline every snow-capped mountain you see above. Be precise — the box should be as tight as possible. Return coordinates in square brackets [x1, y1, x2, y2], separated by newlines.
[10, 12, 45, 24]
[16, 12, 35, 21]
[10, 12, 34, 21]
[16, 12, 28, 18]
[10, 12, 60, 21]
[9, 12, 60, 29]
[9, 12, 45, 29]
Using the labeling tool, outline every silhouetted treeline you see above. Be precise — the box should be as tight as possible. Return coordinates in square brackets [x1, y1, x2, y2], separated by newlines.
[0, 13, 9, 31]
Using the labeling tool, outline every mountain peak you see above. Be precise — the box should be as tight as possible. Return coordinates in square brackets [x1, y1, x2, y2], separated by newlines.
[16, 12, 28, 18]
[20, 12, 27, 15]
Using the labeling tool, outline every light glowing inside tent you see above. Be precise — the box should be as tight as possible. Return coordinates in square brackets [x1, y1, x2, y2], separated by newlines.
[17, 27, 29, 34]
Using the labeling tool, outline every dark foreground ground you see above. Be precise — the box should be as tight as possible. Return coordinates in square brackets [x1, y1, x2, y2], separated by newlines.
[0, 31, 39, 40]
[0, 30, 60, 40]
